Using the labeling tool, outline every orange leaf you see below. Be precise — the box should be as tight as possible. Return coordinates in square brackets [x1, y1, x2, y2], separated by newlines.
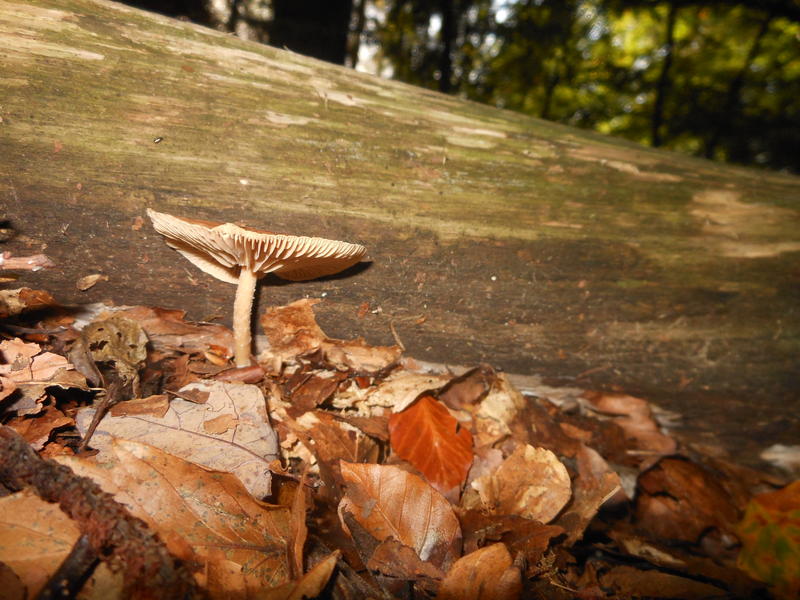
[388, 394, 473, 496]
[338, 461, 462, 570]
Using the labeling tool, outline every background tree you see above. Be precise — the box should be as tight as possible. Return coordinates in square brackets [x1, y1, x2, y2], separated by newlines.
[118, 0, 800, 172]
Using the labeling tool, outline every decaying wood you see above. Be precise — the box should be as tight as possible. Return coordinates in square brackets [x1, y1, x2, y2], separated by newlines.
[0, 426, 200, 600]
[1, 0, 798, 462]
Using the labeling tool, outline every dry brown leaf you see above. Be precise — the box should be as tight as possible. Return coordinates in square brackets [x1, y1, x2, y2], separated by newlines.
[0, 375, 16, 402]
[338, 461, 462, 570]
[438, 543, 522, 600]
[635, 457, 740, 543]
[0, 338, 86, 416]
[6, 405, 74, 450]
[288, 411, 379, 502]
[58, 439, 293, 591]
[75, 273, 108, 290]
[366, 538, 445, 581]
[259, 299, 401, 373]
[555, 445, 622, 544]
[457, 510, 564, 567]
[258, 551, 339, 600]
[109, 395, 170, 418]
[0, 288, 57, 318]
[389, 394, 473, 498]
[473, 374, 527, 448]
[0, 253, 56, 271]
[582, 391, 676, 460]
[0, 338, 72, 382]
[438, 365, 496, 410]
[471, 444, 571, 523]
[116, 305, 234, 358]
[76, 380, 279, 498]
[333, 369, 450, 412]
[0, 489, 80, 598]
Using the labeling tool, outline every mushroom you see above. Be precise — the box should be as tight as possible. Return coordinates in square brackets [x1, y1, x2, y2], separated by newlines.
[147, 208, 366, 367]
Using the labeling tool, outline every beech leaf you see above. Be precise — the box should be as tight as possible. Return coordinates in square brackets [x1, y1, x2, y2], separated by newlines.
[471, 444, 571, 523]
[76, 380, 279, 498]
[338, 461, 462, 570]
[389, 394, 473, 497]
[58, 439, 292, 591]
[438, 543, 522, 600]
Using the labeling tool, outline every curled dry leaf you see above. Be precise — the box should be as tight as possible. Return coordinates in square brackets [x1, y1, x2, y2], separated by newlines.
[116, 305, 234, 358]
[259, 298, 401, 373]
[0, 338, 72, 383]
[438, 543, 522, 600]
[6, 405, 74, 450]
[473, 373, 527, 448]
[75, 273, 108, 291]
[0, 288, 57, 318]
[471, 444, 571, 524]
[57, 439, 292, 593]
[635, 457, 740, 543]
[0, 252, 56, 271]
[389, 394, 473, 497]
[332, 369, 450, 412]
[582, 391, 676, 461]
[555, 445, 622, 544]
[338, 461, 462, 570]
[257, 551, 340, 600]
[76, 380, 279, 498]
[0, 338, 86, 416]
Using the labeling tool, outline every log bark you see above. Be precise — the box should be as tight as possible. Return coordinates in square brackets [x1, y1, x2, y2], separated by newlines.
[1, 0, 798, 461]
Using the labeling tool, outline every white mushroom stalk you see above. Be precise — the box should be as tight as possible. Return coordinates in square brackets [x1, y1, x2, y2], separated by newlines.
[147, 209, 366, 367]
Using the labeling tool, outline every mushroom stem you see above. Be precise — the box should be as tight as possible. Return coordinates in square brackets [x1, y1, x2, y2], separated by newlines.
[233, 267, 258, 367]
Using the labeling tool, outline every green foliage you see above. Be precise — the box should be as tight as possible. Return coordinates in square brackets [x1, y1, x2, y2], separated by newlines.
[372, 0, 800, 172]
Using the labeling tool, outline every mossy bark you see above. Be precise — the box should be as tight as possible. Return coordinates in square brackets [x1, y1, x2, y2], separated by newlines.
[1, 0, 798, 460]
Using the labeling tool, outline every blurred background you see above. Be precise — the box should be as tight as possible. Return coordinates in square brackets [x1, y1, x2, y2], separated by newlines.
[123, 0, 799, 173]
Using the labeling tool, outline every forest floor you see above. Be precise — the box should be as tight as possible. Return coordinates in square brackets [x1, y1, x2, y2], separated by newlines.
[0, 276, 798, 600]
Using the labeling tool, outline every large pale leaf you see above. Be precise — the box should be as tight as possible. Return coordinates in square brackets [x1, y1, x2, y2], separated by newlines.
[76, 380, 279, 498]
[338, 461, 462, 570]
[389, 394, 473, 497]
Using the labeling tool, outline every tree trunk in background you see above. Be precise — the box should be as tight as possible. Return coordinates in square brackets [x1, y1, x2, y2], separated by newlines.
[650, 1, 677, 148]
[704, 10, 773, 161]
[270, 0, 354, 64]
[1, 0, 799, 465]
[438, 0, 456, 93]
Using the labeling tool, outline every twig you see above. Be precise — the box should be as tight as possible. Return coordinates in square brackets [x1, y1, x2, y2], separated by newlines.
[36, 534, 98, 600]
[0, 426, 201, 599]
[388, 320, 405, 351]
[77, 378, 122, 453]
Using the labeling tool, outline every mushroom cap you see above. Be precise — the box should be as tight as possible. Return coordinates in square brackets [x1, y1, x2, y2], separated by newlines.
[147, 208, 366, 283]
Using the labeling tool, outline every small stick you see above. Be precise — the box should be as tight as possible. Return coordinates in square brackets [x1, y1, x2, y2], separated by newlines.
[77, 378, 122, 453]
[389, 320, 405, 351]
[36, 534, 98, 600]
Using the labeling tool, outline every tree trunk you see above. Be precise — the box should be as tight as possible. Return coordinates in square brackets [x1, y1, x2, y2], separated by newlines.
[270, 0, 353, 64]
[1, 0, 799, 463]
[651, 1, 677, 148]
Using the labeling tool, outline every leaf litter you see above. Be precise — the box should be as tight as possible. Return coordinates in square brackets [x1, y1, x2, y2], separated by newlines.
[0, 287, 796, 599]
